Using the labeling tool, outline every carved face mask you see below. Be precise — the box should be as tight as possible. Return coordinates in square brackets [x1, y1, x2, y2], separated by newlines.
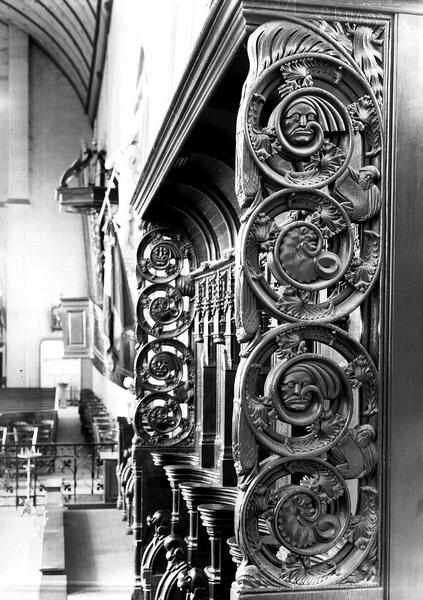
[281, 100, 318, 145]
[280, 368, 316, 412]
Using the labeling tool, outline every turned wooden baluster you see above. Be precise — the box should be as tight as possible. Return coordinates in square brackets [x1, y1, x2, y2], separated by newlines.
[119, 453, 133, 521]
[139, 452, 200, 599]
[162, 464, 219, 531]
[180, 484, 238, 567]
[198, 503, 236, 600]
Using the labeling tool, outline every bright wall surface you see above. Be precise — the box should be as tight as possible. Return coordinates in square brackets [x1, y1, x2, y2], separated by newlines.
[5, 36, 92, 387]
[92, 365, 134, 419]
[96, 0, 211, 209]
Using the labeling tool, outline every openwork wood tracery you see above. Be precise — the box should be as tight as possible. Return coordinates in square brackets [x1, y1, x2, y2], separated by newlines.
[233, 15, 385, 596]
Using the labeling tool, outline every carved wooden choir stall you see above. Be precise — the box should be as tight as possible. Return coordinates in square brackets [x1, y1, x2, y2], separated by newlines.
[115, 3, 411, 600]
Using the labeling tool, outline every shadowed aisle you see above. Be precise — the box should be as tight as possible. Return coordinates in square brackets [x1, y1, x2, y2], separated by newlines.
[64, 507, 133, 598]
[56, 406, 85, 444]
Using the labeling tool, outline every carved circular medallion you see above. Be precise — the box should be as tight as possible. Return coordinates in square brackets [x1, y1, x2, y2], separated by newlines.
[240, 188, 380, 322]
[238, 456, 377, 587]
[244, 55, 382, 190]
[133, 393, 193, 446]
[246, 82, 353, 188]
[135, 339, 194, 393]
[136, 228, 195, 284]
[240, 323, 378, 457]
[136, 283, 195, 339]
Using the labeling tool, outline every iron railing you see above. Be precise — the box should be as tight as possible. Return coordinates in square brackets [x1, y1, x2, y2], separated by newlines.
[0, 442, 117, 507]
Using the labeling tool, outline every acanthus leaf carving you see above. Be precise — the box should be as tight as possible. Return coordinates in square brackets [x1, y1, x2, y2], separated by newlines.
[349, 24, 384, 105]
[294, 461, 345, 504]
[287, 141, 346, 186]
[347, 96, 382, 157]
[344, 486, 378, 549]
[343, 538, 378, 584]
[306, 409, 346, 441]
[247, 394, 276, 431]
[277, 286, 335, 320]
[345, 230, 380, 292]
[275, 330, 307, 360]
[279, 553, 338, 585]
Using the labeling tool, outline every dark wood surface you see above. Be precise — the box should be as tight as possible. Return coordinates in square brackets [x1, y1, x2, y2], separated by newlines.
[387, 12, 423, 600]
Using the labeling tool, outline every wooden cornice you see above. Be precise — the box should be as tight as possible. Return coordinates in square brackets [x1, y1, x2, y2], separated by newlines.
[131, 0, 246, 217]
[242, 0, 423, 26]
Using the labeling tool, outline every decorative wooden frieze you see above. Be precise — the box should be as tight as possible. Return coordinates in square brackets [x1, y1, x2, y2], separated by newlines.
[133, 223, 197, 448]
[233, 14, 385, 597]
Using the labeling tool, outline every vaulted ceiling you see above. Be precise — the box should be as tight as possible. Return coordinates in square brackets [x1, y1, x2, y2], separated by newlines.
[0, 0, 111, 119]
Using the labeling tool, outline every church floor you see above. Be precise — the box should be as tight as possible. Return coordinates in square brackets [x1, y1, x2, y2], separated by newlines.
[0, 407, 133, 599]
[65, 508, 133, 598]
[0, 506, 43, 600]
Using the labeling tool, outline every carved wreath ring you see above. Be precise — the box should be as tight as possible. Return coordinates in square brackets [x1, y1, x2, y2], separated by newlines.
[135, 339, 194, 394]
[136, 283, 195, 339]
[136, 228, 194, 284]
[239, 188, 376, 323]
[245, 77, 354, 188]
[237, 455, 377, 588]
[240, 322, 378, 457]
[243, 52, 382, 189]
[133, 392, 193, 446]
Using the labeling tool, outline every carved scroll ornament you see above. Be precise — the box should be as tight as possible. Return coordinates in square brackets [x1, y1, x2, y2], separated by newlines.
[239, 187, 380, 323]
[233, 14, 385, 595]
[237, 456, 378, 588]
[134, 225, 197, 447]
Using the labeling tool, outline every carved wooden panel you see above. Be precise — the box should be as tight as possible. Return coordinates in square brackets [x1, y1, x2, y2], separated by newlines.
[61, 297, 93, 358]
[233, 14, 386, 597]
[133, 223, 197, 447]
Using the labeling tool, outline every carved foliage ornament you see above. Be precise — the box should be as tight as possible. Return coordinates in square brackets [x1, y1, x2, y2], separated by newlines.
[237, 456, 378, 589]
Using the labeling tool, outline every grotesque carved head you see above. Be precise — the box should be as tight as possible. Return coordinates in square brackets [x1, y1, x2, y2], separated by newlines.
[280, 361, 342, 414]
[282, 100, 318, 145]
[150, 242, 172, 269]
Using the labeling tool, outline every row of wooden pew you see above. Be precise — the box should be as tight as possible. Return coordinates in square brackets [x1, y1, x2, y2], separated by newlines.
[78, 390, 118, 444]
[0, 417, 56, 448]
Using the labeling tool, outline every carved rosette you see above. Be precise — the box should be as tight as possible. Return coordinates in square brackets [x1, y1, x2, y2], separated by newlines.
[234, 15, 385, 595]
[134, 225, 197, 447]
